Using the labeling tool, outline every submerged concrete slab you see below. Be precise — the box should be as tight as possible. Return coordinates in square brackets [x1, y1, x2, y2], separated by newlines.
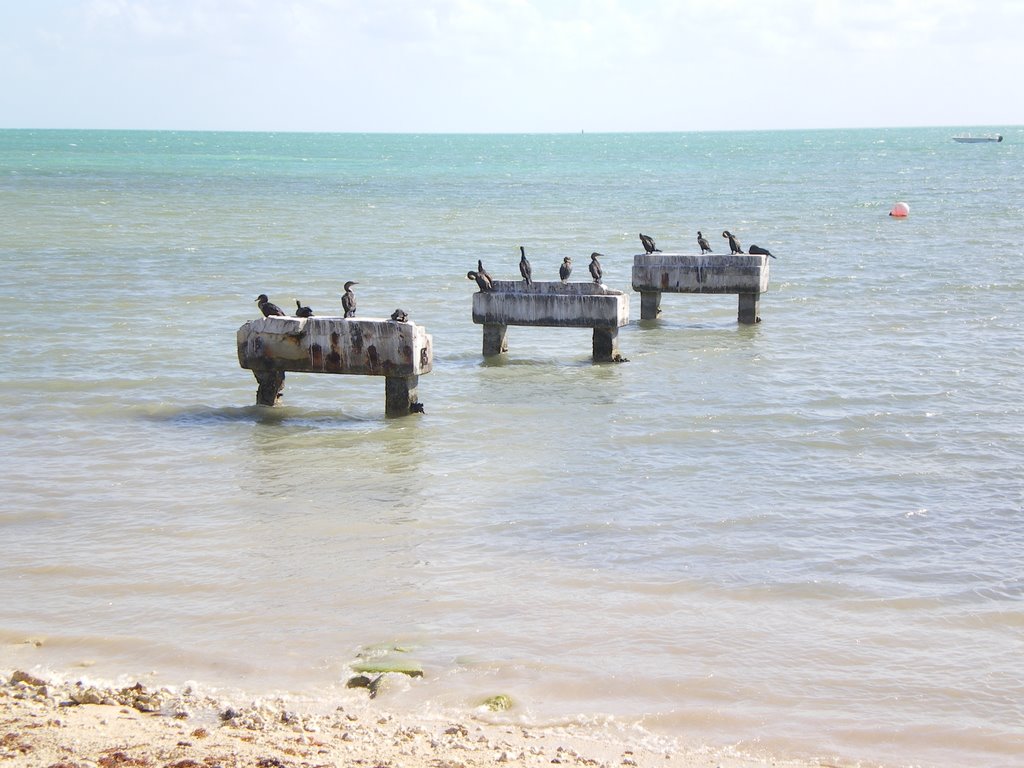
[631, 253, 771, 323]
[237, 316, 432, 414]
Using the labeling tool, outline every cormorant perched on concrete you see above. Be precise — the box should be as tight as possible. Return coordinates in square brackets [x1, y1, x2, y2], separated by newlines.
[559, 256, 573, 281]
[697, 231, 712, 254]
[295, 299, 314, 318]
[722, 230, 744, 254]
[255, 294, 286, 317]
[589, 252, 603, 283]
[519, 246, 532, 285]
[639, 233, 660, 254]
[477, 259, 492, 286]
[390, 308, 409, 322]
[466, 270, 493, 292]
[341, 281, 359, 317]
[748, 244, 776, 259]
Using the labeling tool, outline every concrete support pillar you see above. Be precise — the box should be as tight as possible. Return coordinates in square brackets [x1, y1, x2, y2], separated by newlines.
[640, 290, 662, 320]
[592, 327, 619, 362]
[482, 323, 508, 356]
[253, 370, 285, 406]
[385, 375, 419, 418]
[738, 292, 761, 324]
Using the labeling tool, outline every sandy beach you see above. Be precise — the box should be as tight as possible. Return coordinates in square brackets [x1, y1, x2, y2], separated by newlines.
[0, 670, 847, 768]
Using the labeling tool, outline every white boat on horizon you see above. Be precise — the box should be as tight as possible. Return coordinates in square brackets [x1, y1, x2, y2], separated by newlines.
[952, 133, 1003, 143]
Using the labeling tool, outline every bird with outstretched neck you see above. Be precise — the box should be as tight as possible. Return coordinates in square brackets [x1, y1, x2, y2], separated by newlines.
[519, 246, 532, 285]
[589, 252, 603, 283]
[476, 259, 493, 287]
[295, 299, 313, 317]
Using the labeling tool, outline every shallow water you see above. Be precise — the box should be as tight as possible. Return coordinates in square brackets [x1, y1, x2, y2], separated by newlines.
[1, 127, 1022, 767]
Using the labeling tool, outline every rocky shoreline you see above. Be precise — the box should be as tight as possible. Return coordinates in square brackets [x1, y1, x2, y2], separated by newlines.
[0, 670, 844, 768]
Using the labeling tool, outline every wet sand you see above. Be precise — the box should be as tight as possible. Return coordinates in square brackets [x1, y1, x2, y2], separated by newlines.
[0, 670, 846, 768]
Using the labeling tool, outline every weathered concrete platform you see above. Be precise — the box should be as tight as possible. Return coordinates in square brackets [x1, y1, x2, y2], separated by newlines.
[237, 316, 432, 416]
[471, 280, 629, 361]
[631, 253, 771, 323]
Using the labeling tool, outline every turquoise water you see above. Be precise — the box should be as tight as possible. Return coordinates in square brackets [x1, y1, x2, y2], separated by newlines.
[1, 127, 1022, 767]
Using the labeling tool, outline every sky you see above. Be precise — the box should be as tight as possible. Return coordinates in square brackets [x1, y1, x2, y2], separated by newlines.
[2, 0, 1022, 133]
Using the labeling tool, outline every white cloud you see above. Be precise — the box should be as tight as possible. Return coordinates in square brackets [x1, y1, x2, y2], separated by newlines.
[1, 0, 1022, 130]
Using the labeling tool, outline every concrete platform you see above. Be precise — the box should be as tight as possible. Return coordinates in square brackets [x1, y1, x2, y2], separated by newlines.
[471, 280, 630, 360]
[237, 315, 432, 415]
[631, 253, 771, 323]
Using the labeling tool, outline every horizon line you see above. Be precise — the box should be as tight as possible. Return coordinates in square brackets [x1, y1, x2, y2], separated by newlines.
[0, 124, 1018, 136]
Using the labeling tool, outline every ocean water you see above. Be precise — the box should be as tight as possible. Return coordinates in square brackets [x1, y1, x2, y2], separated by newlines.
[1, 127, 1022, 767]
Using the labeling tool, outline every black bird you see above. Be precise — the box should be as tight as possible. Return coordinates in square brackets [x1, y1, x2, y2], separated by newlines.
[559, 256, 573, 281]
[749, 244, 776, 259]
[342, 281, 359, 317]
[722, 230, 744, 254]
[639, 233, 660, 254]
[697, 231, 712, 254]
[390, 308, 409, 322]
[467, 270, 493, 292]
[295, 299, 314, 318]
[255, 294, 286, 317]
[519, 246, 532, 285]
[589, 252, 603, 283]
[477, 259, 493, 286]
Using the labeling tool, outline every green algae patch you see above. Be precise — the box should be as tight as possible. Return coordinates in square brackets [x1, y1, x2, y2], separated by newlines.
[480, 694, 513, 711]
[350, 642, 424, 679]
[351, 644, 423, 678]
[351, 658, 424, 678]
